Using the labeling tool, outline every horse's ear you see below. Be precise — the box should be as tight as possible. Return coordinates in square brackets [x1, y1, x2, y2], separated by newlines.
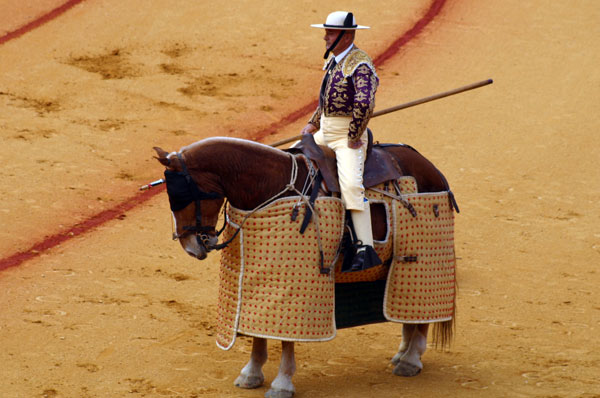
[153, 147, 171, 166]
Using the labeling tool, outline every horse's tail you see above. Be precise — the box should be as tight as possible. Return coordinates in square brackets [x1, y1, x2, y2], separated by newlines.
[432, 274, 457, 350]
[432, 316, 454, 350]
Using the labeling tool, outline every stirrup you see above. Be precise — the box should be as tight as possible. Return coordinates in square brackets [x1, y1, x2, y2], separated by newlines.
[342, 243, 382, 273]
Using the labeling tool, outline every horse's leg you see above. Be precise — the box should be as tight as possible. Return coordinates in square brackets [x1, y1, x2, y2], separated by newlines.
[392, 323, 427, 359]
[266, 341, 296, 398]
[391, 323, 429, 377]
[392, 323, 414, 360]
[234, 337, 267, 389]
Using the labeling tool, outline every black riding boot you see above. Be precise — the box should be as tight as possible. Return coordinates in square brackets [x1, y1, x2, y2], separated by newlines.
[342, 242, 382, 273]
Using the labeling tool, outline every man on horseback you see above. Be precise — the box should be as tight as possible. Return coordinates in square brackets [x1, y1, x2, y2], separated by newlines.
[301, 11, 381, 272]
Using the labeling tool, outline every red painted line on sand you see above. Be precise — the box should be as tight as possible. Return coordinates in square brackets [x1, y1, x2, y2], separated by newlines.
[0, 0, 86, 45]
[372, 0, 446, 66]
[0, 187, 165, 271]
[0, 0, 446, 271]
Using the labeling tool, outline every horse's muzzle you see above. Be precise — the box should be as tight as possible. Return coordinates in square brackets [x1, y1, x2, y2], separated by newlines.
[177, 233, 210, 260]
[186, 247, 208, 260]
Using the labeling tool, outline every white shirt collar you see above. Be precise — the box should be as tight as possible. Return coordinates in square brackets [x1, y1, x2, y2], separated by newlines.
[334, 43, 354, 64]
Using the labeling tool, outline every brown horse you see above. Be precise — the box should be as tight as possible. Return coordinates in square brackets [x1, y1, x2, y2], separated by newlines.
[154, 136, 455, 398]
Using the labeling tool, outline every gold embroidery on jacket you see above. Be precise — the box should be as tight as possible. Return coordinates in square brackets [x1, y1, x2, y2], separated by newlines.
[314, 48, 378, 139]
[342, 49, 377, 78]
[328, 66, 351, 116]
[348, 64, 378, 142]
[309, 108, 322, 128]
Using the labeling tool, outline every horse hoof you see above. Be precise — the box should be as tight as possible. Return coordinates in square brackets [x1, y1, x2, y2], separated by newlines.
[234, 374, 264, 389]
[265, 388, 294, 398]
[393, 360, 422, 377]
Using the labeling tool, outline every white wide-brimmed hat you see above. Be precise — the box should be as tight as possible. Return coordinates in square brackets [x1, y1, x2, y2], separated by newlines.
[311, 11, 370, 30]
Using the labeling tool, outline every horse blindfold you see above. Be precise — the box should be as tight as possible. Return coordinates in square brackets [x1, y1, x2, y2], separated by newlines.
[164, 170, 221, 212]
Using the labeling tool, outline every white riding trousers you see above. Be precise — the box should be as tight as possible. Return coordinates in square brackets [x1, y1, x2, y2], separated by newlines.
[313, 116, 368, 210]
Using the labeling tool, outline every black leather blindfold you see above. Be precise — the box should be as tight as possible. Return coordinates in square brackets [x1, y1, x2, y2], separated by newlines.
[164, 169, 223, 212]
[164, 170, 195, 211]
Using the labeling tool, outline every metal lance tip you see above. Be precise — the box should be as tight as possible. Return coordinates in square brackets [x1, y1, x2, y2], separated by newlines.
[139, 178, 165, 191]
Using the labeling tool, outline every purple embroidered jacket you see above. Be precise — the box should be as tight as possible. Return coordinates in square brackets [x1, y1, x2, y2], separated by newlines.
[309, 47, 379, 144]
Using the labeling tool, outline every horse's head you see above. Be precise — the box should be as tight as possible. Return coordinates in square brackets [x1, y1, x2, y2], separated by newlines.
[154, 146, 225, 260]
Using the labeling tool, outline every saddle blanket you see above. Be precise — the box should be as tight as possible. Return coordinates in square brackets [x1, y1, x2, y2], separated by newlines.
[334, 177, 456, 323]
[216, 197, 345, 349]
[383, 190, 456, 323]
[215, 182, 456, 349]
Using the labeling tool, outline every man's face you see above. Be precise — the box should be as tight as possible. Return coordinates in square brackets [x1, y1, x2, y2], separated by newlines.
[323, 29, 341, 50]
[323, 29, 354, 54]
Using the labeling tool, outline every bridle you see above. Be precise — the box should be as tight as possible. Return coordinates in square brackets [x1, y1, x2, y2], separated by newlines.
[165, 152, 225, 253]
[165, 151, 323, 264]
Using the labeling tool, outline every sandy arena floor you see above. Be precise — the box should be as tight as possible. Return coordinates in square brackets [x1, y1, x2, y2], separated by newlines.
[0, 1, 599, 397]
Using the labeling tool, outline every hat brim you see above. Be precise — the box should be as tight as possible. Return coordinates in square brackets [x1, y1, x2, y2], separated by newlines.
[310, 24, 370, 30]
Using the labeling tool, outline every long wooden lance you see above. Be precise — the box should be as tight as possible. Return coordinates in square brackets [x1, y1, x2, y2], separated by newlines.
[269, 78, 493, 148]
[140, 79, 493, 190]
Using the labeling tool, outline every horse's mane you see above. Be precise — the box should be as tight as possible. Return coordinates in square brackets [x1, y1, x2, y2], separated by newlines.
[179, 136, 291, 175]
[178, 137, 296, 209]
[183, 137, 287, 161]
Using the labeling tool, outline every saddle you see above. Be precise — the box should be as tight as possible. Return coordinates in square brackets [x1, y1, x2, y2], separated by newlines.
[287, 130, 402, 194]
[283, 132, 459, 276]
[285, 130, 404, 238]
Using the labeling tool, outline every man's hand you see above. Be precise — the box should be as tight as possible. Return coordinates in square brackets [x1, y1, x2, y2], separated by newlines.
[301, 123, 318, 135]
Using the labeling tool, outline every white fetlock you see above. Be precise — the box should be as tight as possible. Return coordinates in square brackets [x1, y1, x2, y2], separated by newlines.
[392, 324, 415, 365]
[391, 340, 410, 365]
[392, 329, 426, 377]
